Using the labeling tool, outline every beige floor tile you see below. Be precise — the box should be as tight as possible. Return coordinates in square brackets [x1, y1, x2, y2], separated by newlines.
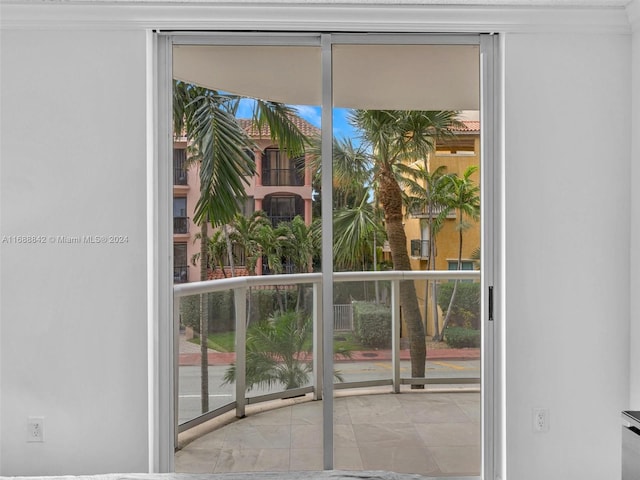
[290, 401, 323, 425]
[333, 423, 357, 448]
[254, 448, 291, 471]
[402, 397, 470, 424]
[174, 447, 219, 473]
[290, 448, 323, 471]
[359, 445, 441, 476]
[429, 445, 482, 475]
[414, 422, 481, 447]
[242, 405, 293, 425]
[291, 423, 323, 448]
[177, 392, 483, 476]
[222, 424, 291, 449]
[352, 422, 423, 447]
[214, 448, 261, 472]
[347, 396, 410, 424]
[334, 447, 363, 470]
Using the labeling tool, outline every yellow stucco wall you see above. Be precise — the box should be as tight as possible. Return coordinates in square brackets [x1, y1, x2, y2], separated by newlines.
[405, 136, 481, 336]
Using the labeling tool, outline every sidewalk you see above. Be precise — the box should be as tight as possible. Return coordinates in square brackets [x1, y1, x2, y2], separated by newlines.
[179, 335, 480, 366]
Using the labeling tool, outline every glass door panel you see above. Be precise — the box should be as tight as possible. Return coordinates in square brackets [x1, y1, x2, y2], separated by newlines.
[170, 34, 490, 479]
[172, 40, 322, 473]
[331, 40, 482, 477]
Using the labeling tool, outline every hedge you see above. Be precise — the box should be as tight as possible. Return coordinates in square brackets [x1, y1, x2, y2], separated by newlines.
[436, 281, 481, 329]
[353, 302, 391, 349]
[443, 326, 481, 348]
[179, 287, 305, 333]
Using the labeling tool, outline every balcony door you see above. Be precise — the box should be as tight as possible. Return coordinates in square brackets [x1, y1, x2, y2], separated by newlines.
[160, 32, 497, 479]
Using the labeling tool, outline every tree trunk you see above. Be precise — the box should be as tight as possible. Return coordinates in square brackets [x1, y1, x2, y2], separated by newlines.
[378, 165, 426, 388]
[199, 221, 209, 413]
[223, 224, 235, 277]
[441, 216, 464, 335]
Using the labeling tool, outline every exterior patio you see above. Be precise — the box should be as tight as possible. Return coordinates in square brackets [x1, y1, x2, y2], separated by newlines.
[175, 388, 481, 477]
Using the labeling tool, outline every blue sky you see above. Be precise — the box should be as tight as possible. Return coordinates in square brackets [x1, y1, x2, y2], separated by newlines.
[235, 98, 357, 142]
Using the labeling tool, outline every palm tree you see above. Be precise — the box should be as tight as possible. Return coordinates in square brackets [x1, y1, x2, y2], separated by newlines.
[349, 109, 461, 385]
[175, 82, 255, 413]
[403, 164, 453, 339]
[173, 81, 311, 412]
[222, 310, 351, 392]
[333, 196, 384, 272]
[438, 165, 481, 338]
[277, 216, 321, 311]
[191, 228, 236, 278]
[308, 136, 371, 216]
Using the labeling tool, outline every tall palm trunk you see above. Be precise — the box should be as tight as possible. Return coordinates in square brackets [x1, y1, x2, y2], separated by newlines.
[199, 221, 209, 413]
[441, 218, 464, 334]
[378, 165, 426, 387]
[223, 224, 235, 278]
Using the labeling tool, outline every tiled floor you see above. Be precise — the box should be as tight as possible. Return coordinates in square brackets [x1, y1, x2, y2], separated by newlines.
[175, 390, 481, 478]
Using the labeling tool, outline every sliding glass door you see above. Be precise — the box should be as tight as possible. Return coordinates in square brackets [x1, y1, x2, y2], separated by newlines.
[164, 32, 495, 479]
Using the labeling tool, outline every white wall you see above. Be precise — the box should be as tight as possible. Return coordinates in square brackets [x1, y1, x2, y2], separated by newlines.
[0, 29, 150, 474]
[630, 5, 640, 409]
[0, 2, 636, 479]
[504, 32, 631, 479]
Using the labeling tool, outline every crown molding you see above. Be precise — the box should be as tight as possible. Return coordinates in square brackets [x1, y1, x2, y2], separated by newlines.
[0, 1, 632, 34]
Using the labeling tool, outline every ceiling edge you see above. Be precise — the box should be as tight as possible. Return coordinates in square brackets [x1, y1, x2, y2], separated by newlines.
[0, 2, 633, 33]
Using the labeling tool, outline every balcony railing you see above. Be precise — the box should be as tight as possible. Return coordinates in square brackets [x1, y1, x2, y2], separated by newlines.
[410, 239, 430, 259]
[174, 150, 188, 186]
[174, 269, 480, 432]
[261, 167, 304, 187]
[173, 216, 189, 234]
[268, 214, 298, 227]
[174, 265, 188, 284]
[409, 204, 455, 219]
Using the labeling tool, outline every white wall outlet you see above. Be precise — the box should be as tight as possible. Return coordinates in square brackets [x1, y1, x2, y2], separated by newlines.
[532, 408, 549, 433]
[27, 416, 44, 442]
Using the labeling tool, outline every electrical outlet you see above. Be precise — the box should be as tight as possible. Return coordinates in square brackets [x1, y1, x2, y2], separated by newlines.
[27, 416, 44, 442]
[532, 408, 549, 433]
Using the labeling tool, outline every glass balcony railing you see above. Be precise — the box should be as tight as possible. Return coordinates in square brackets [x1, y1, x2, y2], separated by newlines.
[174, 269, 480, 432]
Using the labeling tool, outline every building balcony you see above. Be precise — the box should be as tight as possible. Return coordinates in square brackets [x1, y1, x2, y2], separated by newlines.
[174, 269, 481, 476]
[173, 217, 190, 234]
[409, 204, 455, 219]
[261, 167, 305, 187]
[174, 149, 188, 185]
[174, 265, 188, 283]
[410, 239, 430, 259]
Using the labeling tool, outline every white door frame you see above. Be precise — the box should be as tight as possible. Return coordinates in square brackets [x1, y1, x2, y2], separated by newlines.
[153, 31, 502, 479]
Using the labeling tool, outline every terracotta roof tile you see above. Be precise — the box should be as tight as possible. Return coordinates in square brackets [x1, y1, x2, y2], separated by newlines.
[238, 116, 321, 138]
[238, 117, 476, 136]
[452, 120, 480, 133]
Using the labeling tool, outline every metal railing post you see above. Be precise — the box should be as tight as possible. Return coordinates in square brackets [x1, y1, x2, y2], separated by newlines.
[234, 285, 247, 418]
[392, 278, 401, 393]
[173, 295, 181, 447]
[313, 280, 323, 400]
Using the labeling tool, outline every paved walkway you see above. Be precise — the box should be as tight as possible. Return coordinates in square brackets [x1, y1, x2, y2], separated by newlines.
[179, 335, 480, 367]
[175, 388, 481, 478]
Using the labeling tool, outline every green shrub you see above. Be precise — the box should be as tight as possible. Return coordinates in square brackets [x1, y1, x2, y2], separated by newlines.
[248, 288, 301, 325]
[353, 302, 391, 349]
[179, 291, 235, 333]
[179, 295, 201, 331]
[437, 282, 481, 329]
[181, 288, 309, 333]
[208, 291, 235, 332]
[443, 326, 480, 348]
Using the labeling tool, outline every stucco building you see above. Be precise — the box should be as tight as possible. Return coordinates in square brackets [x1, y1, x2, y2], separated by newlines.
[173, 116, 319, 282]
